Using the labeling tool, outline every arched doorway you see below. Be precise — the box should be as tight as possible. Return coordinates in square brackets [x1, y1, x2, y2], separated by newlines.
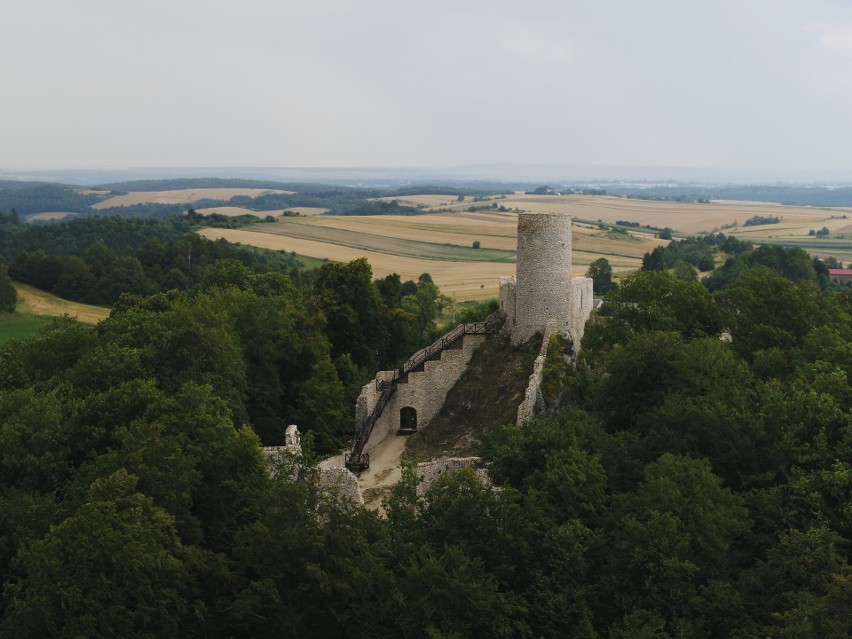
[399, 406, 417, 434]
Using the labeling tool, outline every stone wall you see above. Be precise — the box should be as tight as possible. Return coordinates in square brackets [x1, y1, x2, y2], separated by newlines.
[516, 319, 559, 424]
[570, 275, 594, 351]
[357, 332, 487, 455]
[263, 426, 364, 504]
[415, 456, 491, 497]
[318, 467, 365, 505]
[499, 275, 516, 328]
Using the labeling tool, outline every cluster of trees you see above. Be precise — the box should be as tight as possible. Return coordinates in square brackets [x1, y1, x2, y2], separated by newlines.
[703, 242, 831, 292]
[0, 213, 306, 306]
[744, 214, 781, 226]
[1, 243, 847, 636]
[0, 208, 467, 445]
[809, 226, 831, 237]
[0, 185, 104, 215]
[340, 200, 423, 216]
[519, 264, 851, 636]
[640, 233, 840, 292]
[642, 235, 716, 273]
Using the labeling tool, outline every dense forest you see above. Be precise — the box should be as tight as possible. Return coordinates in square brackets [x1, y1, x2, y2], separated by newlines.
[0, 215, 849, 636]
[0, 212, 310, 305]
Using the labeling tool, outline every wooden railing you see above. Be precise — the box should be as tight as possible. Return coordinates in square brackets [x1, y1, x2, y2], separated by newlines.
[345, 312, 500, 471]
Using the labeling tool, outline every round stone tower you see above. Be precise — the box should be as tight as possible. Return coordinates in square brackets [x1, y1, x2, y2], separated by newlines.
[512, 211, 573, 342]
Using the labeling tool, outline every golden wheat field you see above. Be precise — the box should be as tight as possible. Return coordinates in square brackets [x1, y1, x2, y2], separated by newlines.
[199, 227, 511, 300]
[196, 192, 852, 300]
[93, 188, 293, 209]
[428, 194, 850, 237]
[199, 210, 658, 300]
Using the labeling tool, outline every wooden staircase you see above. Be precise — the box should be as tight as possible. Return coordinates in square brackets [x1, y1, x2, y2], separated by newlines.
[345, 312, 500, 471]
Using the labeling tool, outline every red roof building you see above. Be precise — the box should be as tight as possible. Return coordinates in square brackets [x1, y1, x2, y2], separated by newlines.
[828, 269, 852, 285]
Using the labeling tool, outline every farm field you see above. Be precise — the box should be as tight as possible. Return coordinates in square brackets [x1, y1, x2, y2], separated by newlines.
[199, 227, 514, 300]
[14, 282, 111, 324]
[742, 235, 852, 263]
[93, 187, 293, 209]
[0, 283, 110, 344]
[200, 188, 852, 300]
[0, 314, 53, 345]
[373, 194, 474, 207]
[426, 194, 851, 237]
[255, 219, 517, 262]
[199, 210, 659, 300]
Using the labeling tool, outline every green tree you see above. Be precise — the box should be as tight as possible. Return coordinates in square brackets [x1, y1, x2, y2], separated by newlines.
[0, 264, 16, 312]
[642, 247, 666, 271]
[717, 267, 826, 361]
[606, 271, 722, 340]
[1, 470, 192, 639]
[586, 257, 617, 294]
[672, 259, 697, 282]
[53, 255, 95, 300]
[313, 258, 387, 369]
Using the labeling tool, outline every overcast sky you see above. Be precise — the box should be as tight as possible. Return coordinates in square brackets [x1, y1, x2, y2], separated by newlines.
[3, 0, 852, 177]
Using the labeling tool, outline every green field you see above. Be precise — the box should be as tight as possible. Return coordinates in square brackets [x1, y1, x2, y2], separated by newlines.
[749, 236, 852, 263]
[256, 220, 518, 263]
[289, 252, 329, 270]
[0, 314, 53, 345]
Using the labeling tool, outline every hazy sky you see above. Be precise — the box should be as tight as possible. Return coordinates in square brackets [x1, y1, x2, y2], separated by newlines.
[3, 0, 852, 175]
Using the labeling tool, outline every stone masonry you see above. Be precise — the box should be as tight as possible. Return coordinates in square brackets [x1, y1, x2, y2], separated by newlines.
[415, 457, 492, 498]
[516, 319, 560, 424]
[263, 425, 364, 504]
[352, 211, 596, 457]
[355, 332, 487, 455]
[500, 212, 594, 351]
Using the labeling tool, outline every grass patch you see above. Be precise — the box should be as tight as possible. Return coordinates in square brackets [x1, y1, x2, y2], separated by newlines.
[14, 282, 110, 325]
[0, 314, 53, 345]
[403, 330, 542, 463]
[290, 252, 329, 270]
[594, 229, 643, 243]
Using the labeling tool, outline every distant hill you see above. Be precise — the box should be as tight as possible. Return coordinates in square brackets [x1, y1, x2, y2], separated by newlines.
[95, 177, 299, 193]
[0, 179, 62, 190]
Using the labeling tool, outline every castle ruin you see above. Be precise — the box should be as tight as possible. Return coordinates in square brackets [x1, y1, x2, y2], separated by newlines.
[346, 212, 594, 470]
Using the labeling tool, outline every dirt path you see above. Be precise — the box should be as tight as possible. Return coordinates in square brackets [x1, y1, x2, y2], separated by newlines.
[357, 435, 408, 510]
[320, 435, 409, 511]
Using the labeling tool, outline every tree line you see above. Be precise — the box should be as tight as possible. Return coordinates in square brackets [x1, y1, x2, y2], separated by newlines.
[0, 213, 306, 306]
[0, 180, 512, 219]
